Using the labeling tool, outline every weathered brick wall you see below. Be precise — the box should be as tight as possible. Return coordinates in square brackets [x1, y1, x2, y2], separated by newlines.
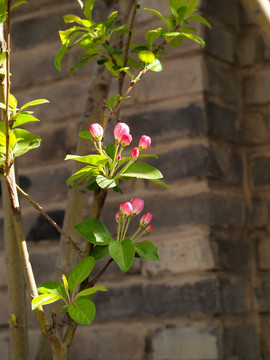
[0, 0, 269, 359]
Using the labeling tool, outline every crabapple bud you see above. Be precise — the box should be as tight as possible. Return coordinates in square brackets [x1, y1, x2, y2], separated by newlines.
[140, 212, 153, 227]
[114, 123, 130, 143]
[89, 123, 103, 140]
[131, 147, 139, 160]
[130, 197, 144, 215]
[138, 135, 151, 151]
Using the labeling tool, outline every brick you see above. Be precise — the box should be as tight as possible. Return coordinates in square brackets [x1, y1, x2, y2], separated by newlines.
[18, 163, 70, 205]
[29, 245, 58, 284]
[205, 61, 240, 105]
[238, 32, 262, 66]
[205, 23, 236, 63]
[152, 325, 220, 360]
[241, 110, 269, 145]
[256, 277, 270, 312]
[206, 101, 239, 141]
[68, 324, 147, 360]
[142, 229, 215, 275]
[244, 71, 270, 105]
[220, 276, 249, 313]
[200, 0, 238, 27]
[210, 229, 251, 271]
[132, 57, 204, 103]
[95, 277, 221, 318]
[223, 324, 261, 359]
[252, 156, 270, 187]
[136, 1, 170, 23]
[247, 197, 269, 228]
[258, 237, 270, 270]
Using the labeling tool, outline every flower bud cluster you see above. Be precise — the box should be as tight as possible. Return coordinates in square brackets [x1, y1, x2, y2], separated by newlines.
[115, 197, 153, 242]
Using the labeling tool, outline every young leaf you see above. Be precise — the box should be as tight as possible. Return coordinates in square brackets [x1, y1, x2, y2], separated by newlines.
[62, 275, 69, 298]
[75, 218, 113, 245]
[68, 298, 95, 325]
[169, 0, 186, 12]
[189, 15, 211, 29]
[145, 28, 162, 46]
[75, 285, 107, 299]
[11, 0, 27, 10]
[9, 94, 17, 109]
[0, 51, 6, 67]
[84, 0, 95, 21]
[38, 281, 66, 298]
[135, 241, 159, 262]
[144, 8, 171, 29]
[146, 58, 163, 72]
[186, 0, 199, 16]
[79, 131, 93, 140]
[12, 113, 39, 128]
[31, 294, 62, 310]
[149, 178, 170, 189]
[20, 99, 49, 111]
[109, 239, 135, 272]
[65, 154, 108, 167]
[138, 50, 155, 64]
[68, 256, 95, 294]
[66, 166, 99, 186]
[91, 245, 109, 260]
[180, 32, 205, 47]
[121, 162, 163, 180]
[96, 175, 118, 189]
[12, 129, 41, 157]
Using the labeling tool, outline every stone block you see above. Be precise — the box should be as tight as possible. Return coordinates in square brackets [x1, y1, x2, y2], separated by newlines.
[200, 0, 238, 27]
[223, 324, 261, 359]
[252, 156, 270, 187]
[258, 237, 270, 270]
[68, 324, 147, 360]
[238, 32, 262, 66]
[152, 325, 220, 360]
[241, 110, 269, 145]
[205, 61, 240, 105]
[206, 101, 239, 141]
[244, 71, 270, 105]
[220, 276, 249, 313]
[256, 277, 270, 312]
[142, 228, 215, 275]
[205, 23, 236, 63]
[247, 197, 269, 228]
[95, 276, 221, 318]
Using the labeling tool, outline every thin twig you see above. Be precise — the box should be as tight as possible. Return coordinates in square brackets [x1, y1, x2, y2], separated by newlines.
[5, 0, 11, 174]
[88, 258, 113, 287]
[16, 185, 84, 257]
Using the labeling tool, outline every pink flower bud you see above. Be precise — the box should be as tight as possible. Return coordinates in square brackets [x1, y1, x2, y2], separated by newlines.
[145, 225, 153, 232]
[114, 123, 130, 143]
[130, 197, 144, 215]
[140, 212, 153, 227]
[90, 123, 103, 140]
[138, 135, 151, 151]
[117, 154, 122, 161]
[119, 202, 133, 217]
[120, 133, 132, 147]
[131, 147, 139, 160]
[115, 211, 120, 223]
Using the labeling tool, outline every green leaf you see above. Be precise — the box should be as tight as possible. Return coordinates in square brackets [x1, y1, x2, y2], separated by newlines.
[68, 298, 95, 325]
[169, 0, 186, 12]
[189, 15, 211, 29]
[65, 154, 108, 167]
[68, 257, 95, 294]
[84, 0, 95, 20]
[176, 6, 188, 21]
[180, 32, 205, 47]
[12, 113, 39, 128]
[66, 166, 99, 186]
[145, 28, 162, 46]
[31, 293, 62, 310]
[146, 58, 163, 72]
[75, 218, 113, 246]
[186, 0, 198, 16]
[0, 51, 6, 67]
[149, 178, 170, 189]
[38, 281, 66, 298]
[144, 8, 171, 29]
[105, 142, 116, 159]
[11, 0, 27, 10]
[168, 34, 184, 47]
[12, 129, 41, 157]
[91, 245, 109, 260]
[121, 162, 163, 180]
[60, 305, 69, 312]
[63, 14, 91, 27]
[21, 99, 49, 111]
[138, 50, 155, 64]
[70, 57, 92, 73]
[109, 239, 135, 272]
[96, 175, 118, 189]
[135, 241, 159, 262]
[85, 177, 99, 191]
[79, 131, 92, 140]
[76, 285, 107, 299]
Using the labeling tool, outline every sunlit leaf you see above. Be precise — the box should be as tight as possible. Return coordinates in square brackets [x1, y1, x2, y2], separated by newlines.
[68, 257, 95, 294]
[75, 218, 113, 245]
[31, 294, 62, 310]
[68, 298, 95, 324]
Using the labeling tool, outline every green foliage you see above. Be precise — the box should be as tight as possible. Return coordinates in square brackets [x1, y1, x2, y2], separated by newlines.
[75, 218, 113, 245]
[109, 239, 135, 272]
[68, 298, 95, 324]
[135, 241, 159, 261]
[68, 257, 95, 294]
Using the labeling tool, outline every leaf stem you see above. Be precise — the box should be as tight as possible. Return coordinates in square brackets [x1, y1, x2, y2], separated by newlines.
[16, 185, 84, 257]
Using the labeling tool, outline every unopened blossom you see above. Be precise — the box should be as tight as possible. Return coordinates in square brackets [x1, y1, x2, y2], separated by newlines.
[115, 211, 121, 223]
[119, 202, 133, 217]
[117, 154, 122, 161]
[90, 123, 103, 140]
[114, 123, 130, 143]
[131, 147, 139, 160]
[138, 135, 151, 151]
[120, 133, 132, 147]
[145, 225, 153, 232]
[140, 212, 153, 227]
[130, 197, 144, 216]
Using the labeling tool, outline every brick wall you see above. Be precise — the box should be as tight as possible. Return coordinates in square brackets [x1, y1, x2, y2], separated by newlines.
[0, 0, 269, 359]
